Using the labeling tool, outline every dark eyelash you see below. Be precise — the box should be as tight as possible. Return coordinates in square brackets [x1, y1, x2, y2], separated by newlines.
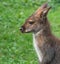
[29, 22, 34, 24]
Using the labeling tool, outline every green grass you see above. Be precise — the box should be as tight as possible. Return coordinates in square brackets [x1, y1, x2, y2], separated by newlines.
[0, 0, 60, 64]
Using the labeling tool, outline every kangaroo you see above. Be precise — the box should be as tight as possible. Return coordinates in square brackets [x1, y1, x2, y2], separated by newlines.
[20, 3, 60, 64]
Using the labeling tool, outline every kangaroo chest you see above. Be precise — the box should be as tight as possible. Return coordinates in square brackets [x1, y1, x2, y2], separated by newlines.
[33, 34, 43, 62]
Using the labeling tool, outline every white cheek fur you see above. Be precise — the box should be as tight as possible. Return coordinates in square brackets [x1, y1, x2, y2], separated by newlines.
[25, 29, 31, 32]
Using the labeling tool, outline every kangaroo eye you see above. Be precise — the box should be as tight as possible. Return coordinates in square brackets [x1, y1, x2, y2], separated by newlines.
[29, 22, 34, 24]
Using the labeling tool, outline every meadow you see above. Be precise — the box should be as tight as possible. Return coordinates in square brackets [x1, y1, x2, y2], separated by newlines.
[0, 0, 60, 64]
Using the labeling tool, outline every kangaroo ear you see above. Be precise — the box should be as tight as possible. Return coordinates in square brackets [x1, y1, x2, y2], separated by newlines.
[35, 3, 48, 17]
[40, 3, 48, 9]
[42, 6, 51, 16]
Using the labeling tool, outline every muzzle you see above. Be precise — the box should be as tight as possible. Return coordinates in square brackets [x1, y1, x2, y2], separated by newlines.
[20, 26, 25, 33]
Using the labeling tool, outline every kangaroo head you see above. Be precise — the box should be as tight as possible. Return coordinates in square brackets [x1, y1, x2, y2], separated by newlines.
[20, 3, 51, 33]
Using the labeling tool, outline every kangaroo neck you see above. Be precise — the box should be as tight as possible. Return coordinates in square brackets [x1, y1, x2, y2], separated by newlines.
[34, 27, 52, 37]
[33, 24, 52, 46]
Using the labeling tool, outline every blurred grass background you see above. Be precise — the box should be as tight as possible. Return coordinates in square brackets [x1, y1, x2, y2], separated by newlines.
[0, 0, 60, 64]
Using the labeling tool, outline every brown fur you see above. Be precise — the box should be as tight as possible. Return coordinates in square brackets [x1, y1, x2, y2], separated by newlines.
[20, 3, 60, 64]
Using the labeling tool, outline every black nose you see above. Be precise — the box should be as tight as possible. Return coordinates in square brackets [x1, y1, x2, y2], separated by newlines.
[20, 27, 23, 31]
[20, 26, 25, 33]
[20, 27, 23, 32]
